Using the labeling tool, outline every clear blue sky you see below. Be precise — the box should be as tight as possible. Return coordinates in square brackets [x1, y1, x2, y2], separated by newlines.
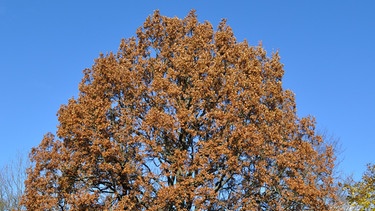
[1, 0, 374, 180]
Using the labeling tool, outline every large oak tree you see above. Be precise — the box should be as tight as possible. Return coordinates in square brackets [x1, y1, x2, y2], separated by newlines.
[22, 11, 337, 210]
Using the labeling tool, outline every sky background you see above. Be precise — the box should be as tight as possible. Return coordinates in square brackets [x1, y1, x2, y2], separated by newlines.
[0, 0, 374, 181]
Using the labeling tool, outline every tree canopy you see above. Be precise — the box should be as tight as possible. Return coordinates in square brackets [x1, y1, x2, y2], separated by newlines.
[22, 10, 337, 210]
[345, 163, 375, 210]
[0, 153, 27, 211]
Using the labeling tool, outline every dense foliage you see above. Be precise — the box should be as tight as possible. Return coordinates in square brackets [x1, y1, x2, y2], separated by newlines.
[345, 164, 375, 210]
[22, 11, 337, 210]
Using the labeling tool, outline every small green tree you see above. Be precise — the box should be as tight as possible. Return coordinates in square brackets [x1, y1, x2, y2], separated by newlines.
[345, 164, 375, 210]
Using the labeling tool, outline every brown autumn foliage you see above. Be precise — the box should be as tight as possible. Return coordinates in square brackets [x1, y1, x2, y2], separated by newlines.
[22, 11, 337, 210]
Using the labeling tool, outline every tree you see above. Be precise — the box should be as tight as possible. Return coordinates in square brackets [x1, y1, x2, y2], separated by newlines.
[0, 153, 28, 211]
[22, 10, 337, 210]
[345, 164, 375, 210]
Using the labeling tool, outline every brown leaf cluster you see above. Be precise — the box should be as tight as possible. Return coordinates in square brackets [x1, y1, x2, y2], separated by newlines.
[22, 10, 337, 210]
